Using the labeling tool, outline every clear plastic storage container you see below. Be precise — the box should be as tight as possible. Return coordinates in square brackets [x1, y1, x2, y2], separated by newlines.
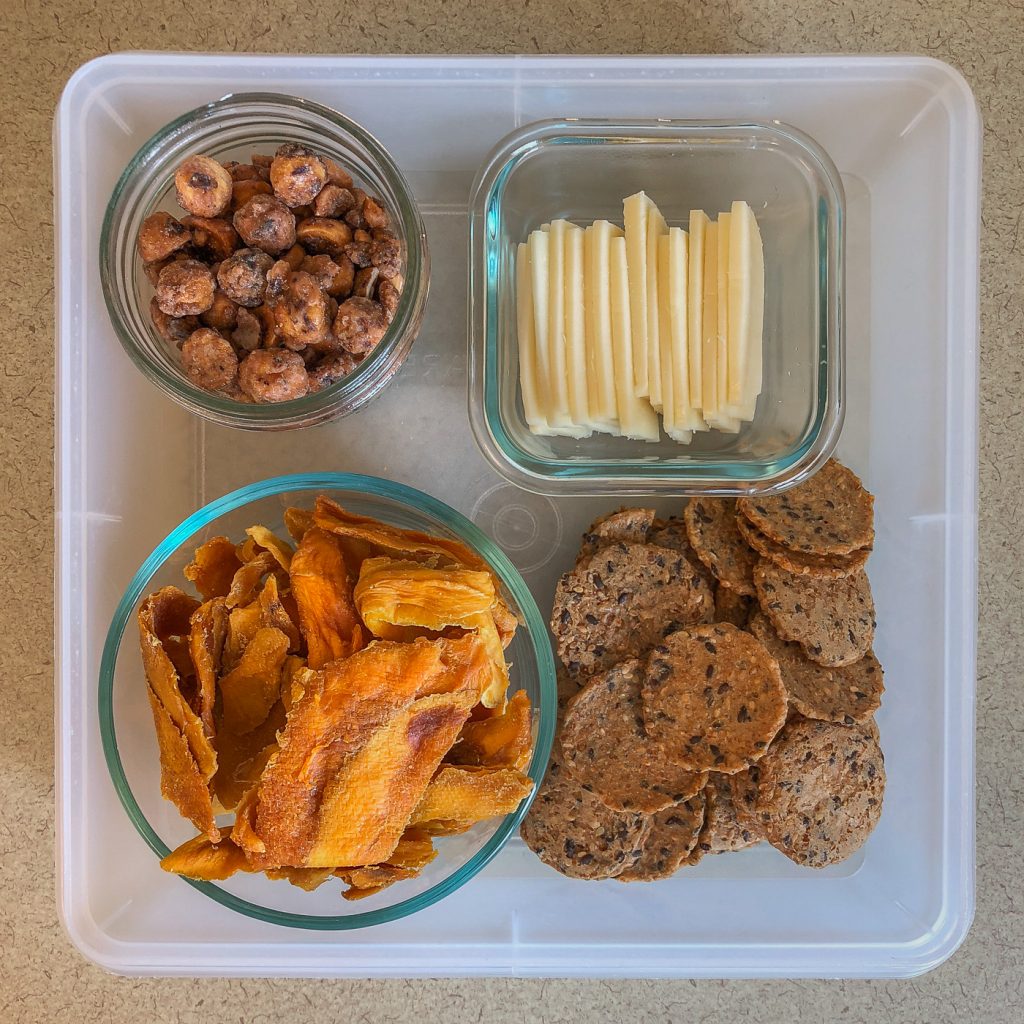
[56, 53, 979, 979]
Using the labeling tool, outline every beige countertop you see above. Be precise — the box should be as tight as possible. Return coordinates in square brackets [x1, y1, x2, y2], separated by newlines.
[3, 0, 1021, 1020]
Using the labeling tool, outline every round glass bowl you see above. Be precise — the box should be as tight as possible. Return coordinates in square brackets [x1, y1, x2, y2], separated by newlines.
[101, 94, 429, 430]
[99, 473, 556, 929]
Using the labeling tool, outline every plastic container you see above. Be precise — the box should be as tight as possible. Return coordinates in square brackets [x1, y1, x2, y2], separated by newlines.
[469, 118, 844, 494]
[56, 53, 979, 979]
[100, 93, 429, 429]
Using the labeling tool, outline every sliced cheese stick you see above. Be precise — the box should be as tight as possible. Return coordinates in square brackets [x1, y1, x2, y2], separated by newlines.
[623, 192, 652, 398]
[646, 202, 668, 413]
[516, 241, 548, 432]
[727, 200, 763, 420]
[687, 210, 708, 412]
[610, 235, 660, 442]
[546, 220, 590, 437]
[657, 233, 691, 443]
[563, 222, 590, 428]
[717, 210, 744, 421]
[701, 220, 740, 433]
[664, 227, 705, 432]
[584, 221, 621, 431]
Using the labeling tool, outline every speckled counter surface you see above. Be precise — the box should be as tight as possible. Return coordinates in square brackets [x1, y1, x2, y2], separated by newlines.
[3, 1, 1021, 1020]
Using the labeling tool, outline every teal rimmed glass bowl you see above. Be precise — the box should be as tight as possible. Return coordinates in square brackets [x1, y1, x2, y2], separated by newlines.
[98, 473, 556, 930]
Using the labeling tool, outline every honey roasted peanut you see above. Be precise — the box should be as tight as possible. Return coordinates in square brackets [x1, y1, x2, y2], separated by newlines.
[233, 194, 296, 255]
[156, 259, 216, 317]
[137, 211, 192, 263]
[307, 351, 359, 392]
[333, 296, 388, 355]
[175, 155, 233, 218]
[182, 216, 239, 262]
[270, 144, 328, 208]
[181, 328, 239, 391]
[217, 248, 274, 307]
[238, 348, 309, 402]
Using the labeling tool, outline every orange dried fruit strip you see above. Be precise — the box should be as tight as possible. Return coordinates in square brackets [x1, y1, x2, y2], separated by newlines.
[336, 864, 419, 900]
[410, 765, 533, 827]
[386, 827, 437, 870]
[245, 524, 295, 571]
[237, 634, 490, 868]
[212, 698, 287, 811]
[265, 866, 335, 891]
[225, 551, 282, 609]
[160, 833, 251, 881]
[184, 536, 242, 601]
[448, 689, 533, 770]
[414, 819, 474, 837]
[257, 574, 302, 652]
[284, 506, 314, 544]
[289, 526, 364, 669]
[218, 626, 290, 735]
[189, 598, 227, 737]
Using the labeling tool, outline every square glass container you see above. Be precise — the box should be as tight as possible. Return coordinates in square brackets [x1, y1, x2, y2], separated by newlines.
[469, 118, 845, 495]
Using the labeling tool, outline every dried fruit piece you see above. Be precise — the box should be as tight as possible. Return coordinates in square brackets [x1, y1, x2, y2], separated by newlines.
[218, 626, 290, 734]
[410, 765, 533, 826]
[160, 834, 251, 881]
[174, 155, 233, 217]
[188, 597, 227, 736]
[184, 536, 243, 600]
[447, 689, 533, 770]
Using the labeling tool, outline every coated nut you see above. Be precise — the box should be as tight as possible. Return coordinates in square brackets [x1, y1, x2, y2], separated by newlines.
[200, 289, 239, 331]
[137, 211, 192, 263]
[300, 254, 354, 297]
[362, 196, 389, 230]
[378, 278, 401, 322]
[273, 270, 330, 350]
[295, 217, 353, 257]
[322, 156, 354, 189]
[332, 296, 389, 355]
[181, 327, 239, 391]
[353, 266, 380, 299]
[156, 258, 215, 317]
[182, 216, 239, 262]
[231, 307, 263, 352]
[174, 155, 233, 218]
[232, 194, 296, 255]
[307, 351, 358, 392]
[270, 149, 327, 208]
[313, 184, 357, 218]
[149, 297, 198, 347]
[217, 248, 274, 307]
[231, 178, 273, 213]
[238, 348, 309, 402]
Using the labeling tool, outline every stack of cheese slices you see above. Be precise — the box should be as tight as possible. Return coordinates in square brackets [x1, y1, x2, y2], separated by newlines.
[516, 195, 764, 442]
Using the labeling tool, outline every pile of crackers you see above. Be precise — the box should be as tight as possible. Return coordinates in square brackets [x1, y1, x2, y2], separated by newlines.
[522, 459, 886, 881]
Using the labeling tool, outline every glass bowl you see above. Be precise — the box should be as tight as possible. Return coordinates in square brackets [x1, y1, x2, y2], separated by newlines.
[98, 473, 556, 929]
[101, 93, 429, 430]
[469, 118, 845, 495]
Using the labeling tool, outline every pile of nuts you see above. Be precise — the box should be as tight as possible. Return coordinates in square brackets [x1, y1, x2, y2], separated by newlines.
[137, 145, 404, 403]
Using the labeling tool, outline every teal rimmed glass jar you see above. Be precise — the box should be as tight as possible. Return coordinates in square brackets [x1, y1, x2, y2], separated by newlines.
[99, 473, 555, 930]
[468, 118, 844, 495]
[101, 94, 429, 430]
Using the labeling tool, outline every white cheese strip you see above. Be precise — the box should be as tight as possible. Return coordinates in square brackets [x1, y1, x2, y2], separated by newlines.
[717, 210, 745, 421]
[546, 220, 590, 437]
[665, 227, 705, 433]
[623, 192, 652, 397]
[727, 199, 763, 420]
[584, 221, 621, 431]
[610, 235, 660, 441]
[646, 202, 668, 413]
[516, 241, 548, 432]
[528, 229, 553, 418]
[701, 220, 740, 433]
[687, 210, 708, 411]
[563, 222, 591, 428]
[657, 234, 691, 443]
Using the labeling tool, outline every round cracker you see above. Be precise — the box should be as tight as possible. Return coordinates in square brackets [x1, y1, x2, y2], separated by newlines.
[520, 755, 651, 880]
[648, 517, 714, 584]
[754, 560, 876, 668]
[737, 460, 875, 557]
[754, 717, 885, 867]
[561, 659, 707, 813]
[714, 583, 753, 628]
[719, 763, 762, 837]
[551, 543, 713, 675]
[735, 514, 869, 579]
[642, 623, 787, 774]
[576, 507, 655, 566]
[616, 792, 706, 882]
[748, 611, 884, 724]
[692, 772, 761, 856]
[684, 498, 758, 596]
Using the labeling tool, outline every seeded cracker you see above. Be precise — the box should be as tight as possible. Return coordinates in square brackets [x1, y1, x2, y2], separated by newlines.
[642, 623, 787, 774]
[561, 659, 707, 813]
[748, 611, 884, 724]
[684, 498, 758, 596]
[520, 755, 651, 880]
[616, 792, 707, 882]
[753, 717, 885, 867]
[754, 560, 876, 667]
[575, 508, 656, 566]
[648, 516, 714, 584]
[551, 543, 713, 675]
[692, 772, 761, 856]
[714, 583, 753, 627]
[735, 513, 869, 579]
[737, 459, 875, 557]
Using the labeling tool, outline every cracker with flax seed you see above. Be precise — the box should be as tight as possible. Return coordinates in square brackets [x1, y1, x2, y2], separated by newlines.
[641, 623, 787, 774]
[691, 771, 761, 856]
[735, 513, 869, 579]
[575, 507, 656, 566]
[616, 792, 706, 882]
[754, 561, 876, 668]
[748, 611, 884, 724]
[560, 659, 707, 814]
[737, 459, 874, 557]
[684, 498, 758, 596]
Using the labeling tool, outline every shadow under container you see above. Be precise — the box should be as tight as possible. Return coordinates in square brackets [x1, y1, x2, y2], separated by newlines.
[470, 118, 844, 495]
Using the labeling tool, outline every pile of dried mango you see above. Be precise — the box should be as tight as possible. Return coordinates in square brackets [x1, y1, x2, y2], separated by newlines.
[139, 495, 535, 901]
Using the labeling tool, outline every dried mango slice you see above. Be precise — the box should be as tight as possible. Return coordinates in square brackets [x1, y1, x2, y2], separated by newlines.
[336, 863, 419, 900]
[265, 866, 334, 891]
[314, 495, 490, 575]
[212, 698, 287, 811]
[237, 635, 490, 868]
[218, 626, 290, 734]
[284, 506, 315, 544]
[354, 558, 509, 708]
[139, 588, 216, 783]
[148, 688, 219, 841]
[414, 819, 474, 837]
[257, 574, 302, 652]
[160, 833, 250, 880]
[231, 783, 265, 855]
[189, 598, 227, 737]
[245, 525, 295, 571]
[492, 597, 520, 650]
[448, 689, 533, 770]
[223, 600, 263, 672]
[225, 551, 282, 609]
[290, 526, 363, 669]
[410, 766, 533, 826]
[386, 827, 437, 870]
[184, 536, 242, 601]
